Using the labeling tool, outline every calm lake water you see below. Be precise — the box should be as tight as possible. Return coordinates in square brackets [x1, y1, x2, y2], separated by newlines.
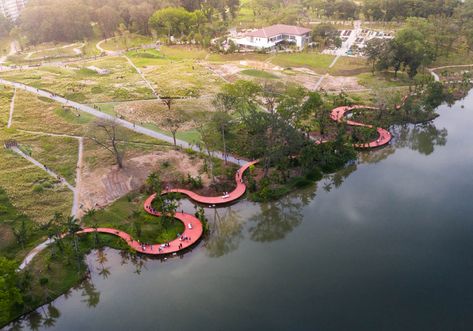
[8, 92, 473, 331]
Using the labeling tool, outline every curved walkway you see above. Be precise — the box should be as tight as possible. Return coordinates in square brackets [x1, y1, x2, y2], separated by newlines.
[164, 160, 259, 205]
[75, 160, 256, 256]
[15, 86, 394, 267]
[331, 105, 392, 148]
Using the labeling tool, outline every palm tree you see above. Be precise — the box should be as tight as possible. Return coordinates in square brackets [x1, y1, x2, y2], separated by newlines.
[64, 216, 81, 256]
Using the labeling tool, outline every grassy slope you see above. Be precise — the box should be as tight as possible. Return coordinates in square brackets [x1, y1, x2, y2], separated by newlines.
[0, 57, 154, 103]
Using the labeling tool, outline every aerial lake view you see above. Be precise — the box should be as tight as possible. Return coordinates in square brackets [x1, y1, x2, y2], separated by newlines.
[2, 0, 473, 330]
[8, 91, 473, 330]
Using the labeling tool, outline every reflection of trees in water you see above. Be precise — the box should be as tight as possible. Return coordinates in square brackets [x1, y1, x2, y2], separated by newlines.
[392, 123, 447, 155]
[10, 304, 60, 331]
[25, 310, 42, 331]
[322, 165, 358, 192]
[358, 123, 448, 166]
[41, 304, 60, 328]
[80, 277, 100, 308]
[129, 253, 148, 275]
[205, 207, 244, 258]
[248, 193, 310, 243]
[96, 249, 110, 279]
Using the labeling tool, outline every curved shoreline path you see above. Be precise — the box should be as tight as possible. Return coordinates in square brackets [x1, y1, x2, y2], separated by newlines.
[76, 160, 257, 256]
[164, 160, 259, 205]
[331, 105, 392, 148]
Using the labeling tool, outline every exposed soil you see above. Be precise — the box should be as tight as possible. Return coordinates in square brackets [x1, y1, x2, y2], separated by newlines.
[114, 100, 196, 130]
[77, 150, 209, 217]
[319, 75, 365, 91]
[204, 60, 364, 92]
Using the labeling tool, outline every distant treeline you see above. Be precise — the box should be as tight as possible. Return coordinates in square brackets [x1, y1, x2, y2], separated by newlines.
[7, 0, 473, 45]
[14, 0, 239, 44]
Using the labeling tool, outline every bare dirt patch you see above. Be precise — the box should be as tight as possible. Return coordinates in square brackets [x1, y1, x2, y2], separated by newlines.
[77, 149, 208, 217]
[0, 224, 14, 249]
[114, 99, 197, 129]
[320, 75, 365, 91]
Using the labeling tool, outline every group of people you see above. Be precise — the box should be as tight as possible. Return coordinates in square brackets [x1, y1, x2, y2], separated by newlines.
[180, 235, 191, 242]
[138, 242, 153, 252]
[3, 140, 17, 149]
[158, 242, 171, 252]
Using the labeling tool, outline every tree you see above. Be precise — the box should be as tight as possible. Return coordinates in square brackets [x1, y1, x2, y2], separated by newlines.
[87, 119, 127, 169]
[312, 23, 340, 49]
[162, 110, 188, 147]
[19, 0, 92, 44]
[95, 6, 122, 38]
[364, 38, 389, 74]
[0, 257, 23, 325]
[64, 216, 81, 255]
[148, 7, 194, 39]
[117, 23, 130, 50]
[13, 219, 28, 249]
[212, 90, 241, 165]
[0, 15, 12, 39]
[393, 27, 434, 78]
[146, 172, 162, 194]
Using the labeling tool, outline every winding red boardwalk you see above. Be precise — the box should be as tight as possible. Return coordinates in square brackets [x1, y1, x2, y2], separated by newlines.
[77, 161, 258, 255]
[77, 105, 393, 256]
[330, 105, 392, 148]
[163, 160, 259, 205]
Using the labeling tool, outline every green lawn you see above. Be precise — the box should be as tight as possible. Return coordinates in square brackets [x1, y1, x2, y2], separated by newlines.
[240, 69, 279, 79]
[82, 192, 184, 243]
[357, 71, 425, 89]
[270, 52, 335, 71]
[101, 34, 154, 51]
[159, 46, 210, 60]
[329, 56, 371, 76]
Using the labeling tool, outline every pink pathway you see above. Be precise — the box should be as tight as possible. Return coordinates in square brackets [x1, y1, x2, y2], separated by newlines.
[330, 105, 392, 148]
[77, 104, 394, 256]
[163, 160, 259, 205]
[77, 160, 258, 255]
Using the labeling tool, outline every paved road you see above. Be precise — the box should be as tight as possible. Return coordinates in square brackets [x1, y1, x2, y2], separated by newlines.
[7, 88, 15, 128]
[0, 78, 244, 166]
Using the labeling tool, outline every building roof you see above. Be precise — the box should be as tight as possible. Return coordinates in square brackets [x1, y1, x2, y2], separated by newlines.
[246, 24, 311, 38]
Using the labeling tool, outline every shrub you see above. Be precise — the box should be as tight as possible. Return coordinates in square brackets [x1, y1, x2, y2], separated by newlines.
[91, 86, 104, 94]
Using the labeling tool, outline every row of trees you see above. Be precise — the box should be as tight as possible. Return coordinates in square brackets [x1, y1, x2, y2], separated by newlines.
[364, 12, 473, 79]
[241, 0, 467, 25]
[15, 0, 240, 44]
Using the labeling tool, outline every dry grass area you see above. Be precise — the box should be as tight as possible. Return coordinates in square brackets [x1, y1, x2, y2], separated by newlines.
[126, 49, 223, 97]
[78, 149, 209, 217]
[10, 131, 79, 184]
[0, 86, 13, 127]
[0, 56, 154, 103]
[113, 99, 202, 129]
[0, 143, 73, 224]
[143, 60, 223, 97]
[12, 90, 89, 135]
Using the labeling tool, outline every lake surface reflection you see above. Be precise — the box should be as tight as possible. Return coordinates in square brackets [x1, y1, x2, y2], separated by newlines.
[8, 92, 473, 331]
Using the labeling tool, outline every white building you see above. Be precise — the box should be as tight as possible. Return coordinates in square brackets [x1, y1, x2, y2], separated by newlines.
[0, 0, 27, 21]
[234, 24, 312, 50]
